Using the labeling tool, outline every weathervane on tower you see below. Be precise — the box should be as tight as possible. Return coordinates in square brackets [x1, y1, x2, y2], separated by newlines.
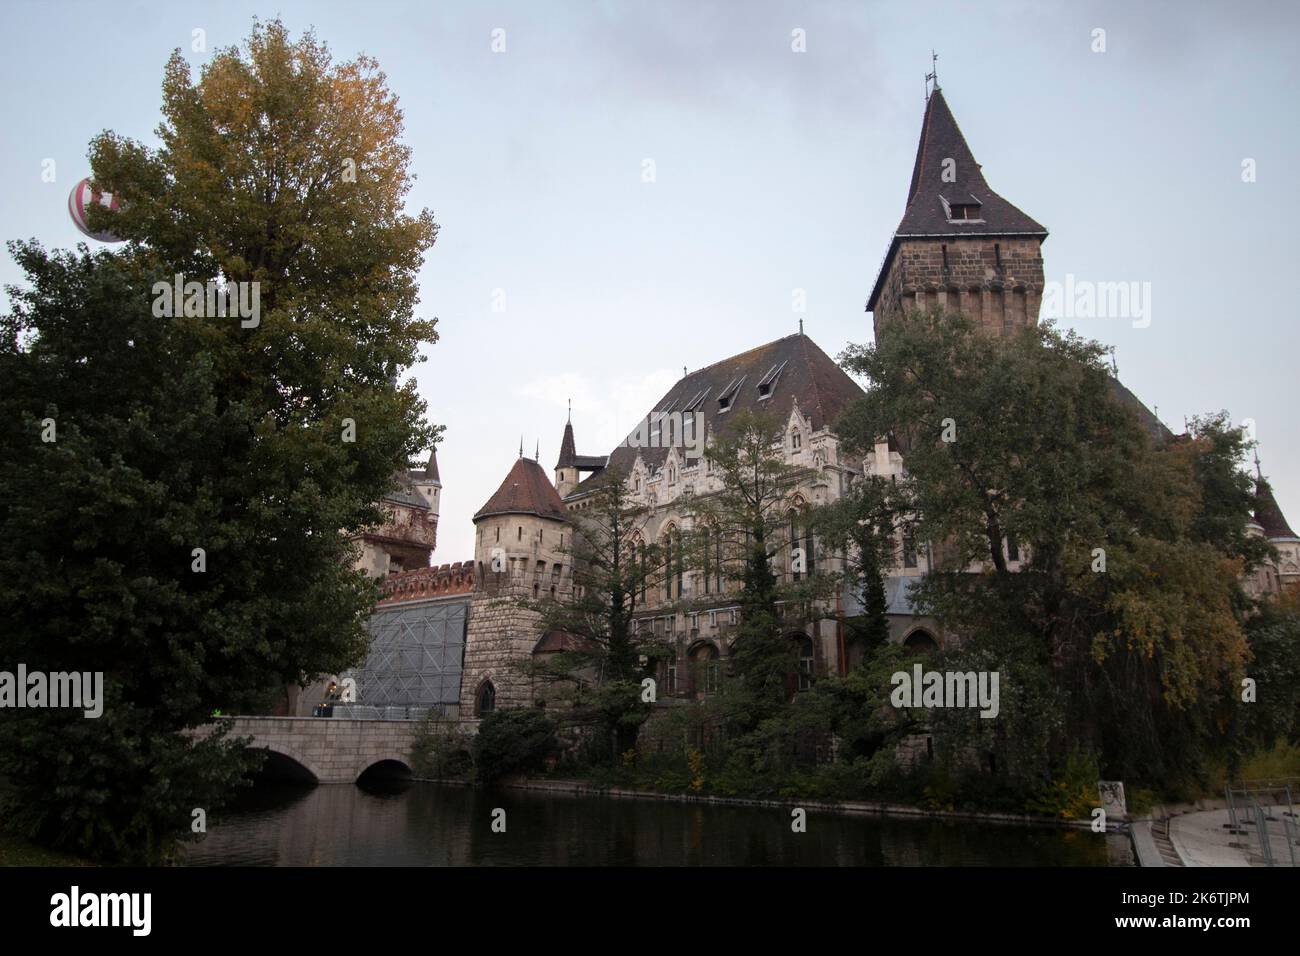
[925, 50, 939, 97]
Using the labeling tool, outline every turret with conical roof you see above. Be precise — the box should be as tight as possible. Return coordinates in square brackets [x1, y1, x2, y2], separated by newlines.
[553, 411, 608, 497]
[1257, 477, 1300, 589]
[410, 446, 441, 517]
[1244, 470, 1300, 595]
[472, 454, 570, 597]
[1254, 477, 1298, 543]
[461, 452, 575, 716]
[868, 85, 1048, 343]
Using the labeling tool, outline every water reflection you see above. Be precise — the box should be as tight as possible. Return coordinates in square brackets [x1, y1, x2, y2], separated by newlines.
[184, 782, 1134, 867]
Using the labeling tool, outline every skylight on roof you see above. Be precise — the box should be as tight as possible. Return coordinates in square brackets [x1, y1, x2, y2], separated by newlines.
[683, 387, 711, 412]
[717, 376, 744, 412]
[756, 360, 788, 399]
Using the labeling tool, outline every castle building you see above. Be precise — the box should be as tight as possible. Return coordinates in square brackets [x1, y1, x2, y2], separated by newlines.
[352, 451, 441, 578]
[335, 82, 1294, 727]
[1246, 473, 1300, 596]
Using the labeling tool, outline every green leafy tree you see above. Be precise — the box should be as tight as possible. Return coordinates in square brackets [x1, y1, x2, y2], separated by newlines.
[0, 20, 438, 861]
[521, 468, 664, 757]
[812, 473, 903, 652]
[690, 409, 828, 732]
[837, 307, 1252, 788]
[472, 709, 559, 784]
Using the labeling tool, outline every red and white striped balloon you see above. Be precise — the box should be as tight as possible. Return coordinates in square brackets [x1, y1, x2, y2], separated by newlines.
[67, 177, 124, 242]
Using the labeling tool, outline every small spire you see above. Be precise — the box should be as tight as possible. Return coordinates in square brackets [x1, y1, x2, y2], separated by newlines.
[1109, 345, 1118, 376]
[1255, 447, 1263, 481]
[535, 439, 540, 462]
[925, 50, 939, 96]
[683, 366, 687, 379]
[519, 435, 523, 458]
[799, 317, 804, 336]
[567, 398, 571, 423]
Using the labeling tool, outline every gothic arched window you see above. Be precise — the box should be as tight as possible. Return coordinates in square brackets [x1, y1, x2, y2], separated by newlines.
[476, 680, 496, 717]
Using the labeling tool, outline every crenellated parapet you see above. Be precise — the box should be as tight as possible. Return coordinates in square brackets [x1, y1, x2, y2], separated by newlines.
[378, 560, 475, 605]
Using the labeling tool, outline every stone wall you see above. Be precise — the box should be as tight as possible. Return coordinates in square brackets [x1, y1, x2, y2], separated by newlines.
[873, 236, 1044, 342]
[460, 586, 547, 716]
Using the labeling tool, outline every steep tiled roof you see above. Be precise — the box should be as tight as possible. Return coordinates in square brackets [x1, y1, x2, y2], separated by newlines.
[475, 456, 569, 522]
[409, 447, 440, 485]
[557, 420, 607, 472]
[556, 421, 577, 469]
[1255, 479, 1298, 540]
[532, 630, 599, 654]
[383, 471, 430, 509]
[897, 89, 1046, 238]
[1107, 377, 1173, 445]
[581, 333, 865, 488]
[869, 87, 1047, 311]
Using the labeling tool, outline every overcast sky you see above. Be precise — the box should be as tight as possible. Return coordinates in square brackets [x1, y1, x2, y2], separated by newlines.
[2, 0, 1297, 563]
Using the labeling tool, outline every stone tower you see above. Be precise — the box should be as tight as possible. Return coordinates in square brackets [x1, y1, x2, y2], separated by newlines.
[1248, 473, 1300, 595]
[410, 446, 441, 525]
[460, 453, 571, 717]
[554, 412, 607, 498]
[867, 85, 1048, 344]
[555, 417, 580, 498]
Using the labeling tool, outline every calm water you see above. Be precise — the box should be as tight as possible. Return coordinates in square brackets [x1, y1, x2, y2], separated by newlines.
[184, 781, 1134, 866]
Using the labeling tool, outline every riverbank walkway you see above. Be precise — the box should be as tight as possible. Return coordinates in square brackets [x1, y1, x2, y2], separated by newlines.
[1134, 800, 1298, 867]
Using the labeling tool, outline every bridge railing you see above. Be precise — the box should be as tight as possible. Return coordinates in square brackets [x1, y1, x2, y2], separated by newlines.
[325, 703, 457, 721]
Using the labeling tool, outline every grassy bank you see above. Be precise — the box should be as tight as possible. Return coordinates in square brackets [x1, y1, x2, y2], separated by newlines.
[0, 829, 94, 867]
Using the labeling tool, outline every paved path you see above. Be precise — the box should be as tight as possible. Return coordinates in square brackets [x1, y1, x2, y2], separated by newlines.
[1159, 805, 1298, 867]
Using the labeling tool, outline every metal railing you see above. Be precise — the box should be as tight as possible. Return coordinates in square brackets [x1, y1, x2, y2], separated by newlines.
[1226, 782, 1298, 866]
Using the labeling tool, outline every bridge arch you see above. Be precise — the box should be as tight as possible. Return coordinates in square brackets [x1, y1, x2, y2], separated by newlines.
[254, 743, 323, 784]
[354, 755, 414, 785]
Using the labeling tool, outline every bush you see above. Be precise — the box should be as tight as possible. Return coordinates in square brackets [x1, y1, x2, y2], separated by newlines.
[411, 717, 474, 780]
[1025, 750, 1100, 820]
[471, 709, 558, 783]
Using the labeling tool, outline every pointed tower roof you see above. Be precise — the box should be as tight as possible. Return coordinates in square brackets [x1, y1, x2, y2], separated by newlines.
[407, 447, 441, 486]
[1254, 478, 1299, 541]
[897, 88, 1046, 237]
[556, 419, 577, 470]
[868, 87, 1048, 311]
[474, 456, 569, 522]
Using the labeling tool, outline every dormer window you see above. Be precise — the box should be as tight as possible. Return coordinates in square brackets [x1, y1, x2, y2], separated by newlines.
[941, 194, 983, 223]
[718, 376, 744, 412]
[756, 360, 788, 400]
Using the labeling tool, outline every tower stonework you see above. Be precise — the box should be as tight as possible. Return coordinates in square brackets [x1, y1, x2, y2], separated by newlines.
[868, 87, 1048, 344]
[460, 455, 572, 718]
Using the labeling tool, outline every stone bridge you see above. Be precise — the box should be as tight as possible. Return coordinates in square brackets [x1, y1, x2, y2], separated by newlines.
[218, 716, 428, 785]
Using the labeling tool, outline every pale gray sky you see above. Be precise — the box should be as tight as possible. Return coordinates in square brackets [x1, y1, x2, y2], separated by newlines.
[2, 0, 1296, 562]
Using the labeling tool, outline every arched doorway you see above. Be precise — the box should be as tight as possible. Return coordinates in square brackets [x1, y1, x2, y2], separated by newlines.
[903, 629, 938, 654]
[687, 641, 720, 699]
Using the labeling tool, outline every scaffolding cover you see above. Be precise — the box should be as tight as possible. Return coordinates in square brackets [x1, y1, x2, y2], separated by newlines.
[345, 597, 468, 709]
